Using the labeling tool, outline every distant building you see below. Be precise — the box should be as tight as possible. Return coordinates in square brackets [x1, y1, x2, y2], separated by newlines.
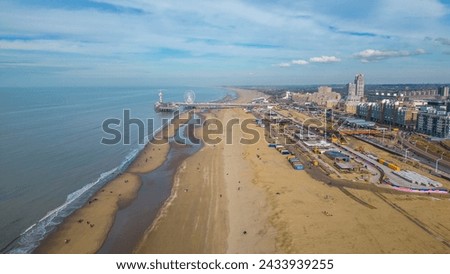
[283, 91, 293, 100]
[344, 74, 365, 114]
[344, 103, 358, 114]
[292, 86, 341, 107]
[416, 112, 450, 138]
[356, 102, 374, 120]
[400, 89, 438, 100]
[324, 150, 350, 162]
[372, 103, 384, 122]
[397, 107, 418, 129]
[438, 86, 449, 97]
[318, 86, 332, 93]
[356, 100, 418, 130]
[366, 92, 398, 102]
[355, 74, 365, 99]
[346, 83, 357, 101]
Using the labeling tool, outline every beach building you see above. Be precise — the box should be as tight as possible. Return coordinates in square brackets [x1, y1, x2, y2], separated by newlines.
[291, 162, 304, 170]
[303, 140, 332, 149]
[296, 133, 320, 140]
[334, 162, 357, 172]
[324, 150, 350, 162]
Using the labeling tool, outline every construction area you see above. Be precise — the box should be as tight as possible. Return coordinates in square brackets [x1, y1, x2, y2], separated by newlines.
[254, 105, 450, 194]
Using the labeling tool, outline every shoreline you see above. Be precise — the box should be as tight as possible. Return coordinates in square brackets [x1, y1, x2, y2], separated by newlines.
[132, 88, 450, 254]
[34, 111, 193, 253]
[30, 86, 450, 254]
[32, 88, 235, 254]
[97, 124, 203, 253]
[134, 111, 228, 253]
[134, 88, 276, 253]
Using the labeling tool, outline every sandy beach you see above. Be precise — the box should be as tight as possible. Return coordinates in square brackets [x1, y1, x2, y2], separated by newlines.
[134, 88, 273, 253]
[36, 88, 450, 254]
[35, 111, 192, 253]
[135, 88, 450, 254]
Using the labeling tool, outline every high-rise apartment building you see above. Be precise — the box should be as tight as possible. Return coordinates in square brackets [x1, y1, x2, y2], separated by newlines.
[344, 73, 365, 113]
[355, 73, 365, 98]
[416, 112, 450, 138]
[346, 83, 356, 99]
[346, 74, 364, 102]
[438, 86, 449, 97]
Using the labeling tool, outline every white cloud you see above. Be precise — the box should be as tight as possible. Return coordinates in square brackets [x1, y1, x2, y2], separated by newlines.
[275, 62, 291, 67]
[275, 57, 338, 68]
[309, 56, 341, 63]
[291, 59, 309, 65]
[354, 49, 426, 62]
[0, 0, 449, 86]
[0, 39, 102, 54]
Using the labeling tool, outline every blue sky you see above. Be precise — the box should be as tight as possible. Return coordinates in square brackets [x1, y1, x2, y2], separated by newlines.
[1, 0, 450, 87]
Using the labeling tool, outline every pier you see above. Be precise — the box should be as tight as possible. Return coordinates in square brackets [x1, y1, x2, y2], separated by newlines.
[154, 91, 276, 112]
[171, 101, 277, 109]
[154, 90, 276, 113]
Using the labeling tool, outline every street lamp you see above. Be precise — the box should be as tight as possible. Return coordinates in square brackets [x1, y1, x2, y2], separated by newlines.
[404, 148, 410, 161]
[324, 110, 327, 141]
[436, 158, 442, 173]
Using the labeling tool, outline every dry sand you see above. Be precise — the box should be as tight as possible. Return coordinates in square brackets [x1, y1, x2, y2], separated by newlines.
[37, 87, 450, 254]
[135, 107, 277, 253]
[135, 88, 276, 253]
[230, 108, 450, 253]
[223, 109, 277, 253]
[135, 110, 229, 253]
[135, 88, 450, 254]
[36, 112, 191, 253]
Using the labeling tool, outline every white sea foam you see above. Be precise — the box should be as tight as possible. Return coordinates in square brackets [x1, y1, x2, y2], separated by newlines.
[2, 87, 227, 254]
[7, 148, 141, 254]
[7, 115, 176, 253]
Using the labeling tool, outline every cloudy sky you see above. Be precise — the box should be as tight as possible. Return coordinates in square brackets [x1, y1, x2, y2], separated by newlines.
[1, 0, 450, 87]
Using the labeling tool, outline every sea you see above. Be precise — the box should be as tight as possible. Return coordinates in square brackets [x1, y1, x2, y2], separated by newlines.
[0, 86, 234, 253]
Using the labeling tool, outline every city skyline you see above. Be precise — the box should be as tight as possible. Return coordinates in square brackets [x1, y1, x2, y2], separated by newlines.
[1, 0, 450, 87]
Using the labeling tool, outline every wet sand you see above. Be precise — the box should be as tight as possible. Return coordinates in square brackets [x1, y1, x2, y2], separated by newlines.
[37, 88, 450, 254]
[135, 111, 229, 253]
[35, 111, 192, 253]
[135, 88, 450, 254]
[98, 135, 201, 253]
[135, 89, 277, 253]
[34, 172, 141, 254]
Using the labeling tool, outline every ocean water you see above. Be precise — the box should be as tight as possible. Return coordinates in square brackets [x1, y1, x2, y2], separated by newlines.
[0, 86, 234, 253]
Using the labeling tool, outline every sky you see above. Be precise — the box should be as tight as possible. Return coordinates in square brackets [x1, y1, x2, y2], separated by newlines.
[0, 0, 450, 87]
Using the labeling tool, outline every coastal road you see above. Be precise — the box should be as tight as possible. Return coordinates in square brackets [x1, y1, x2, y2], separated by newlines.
[398, 133, 450, 174]
[265, 108, 448, 196]
[339, 144, 414, 187]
